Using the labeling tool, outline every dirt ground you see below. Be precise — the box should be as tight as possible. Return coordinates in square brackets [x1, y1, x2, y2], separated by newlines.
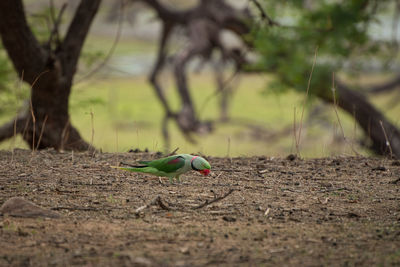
[0, 149, 399, 266]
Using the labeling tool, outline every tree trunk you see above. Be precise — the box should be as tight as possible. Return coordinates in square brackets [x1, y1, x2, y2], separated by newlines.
[22, 72, 90, 151]
[0, 0, 101, 151]
[320, 81, 400, 157]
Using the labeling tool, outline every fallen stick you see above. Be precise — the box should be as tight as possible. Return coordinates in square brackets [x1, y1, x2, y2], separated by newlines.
[51, 206, 100, 211]
[192, 189, 235, 210]
[390, 177, 400, 184]
[51, 206, 123, 212]
[154, 196, 171, 211]
[135, 196, 170, 214]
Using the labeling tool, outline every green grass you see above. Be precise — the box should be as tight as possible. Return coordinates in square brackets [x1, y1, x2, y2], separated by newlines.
[1, 71, 396, 157]
[67, 73, 296, 156]
[67, 72, 372, 157]
[83, 35, 157, 57]
[1, 32, 399, 157]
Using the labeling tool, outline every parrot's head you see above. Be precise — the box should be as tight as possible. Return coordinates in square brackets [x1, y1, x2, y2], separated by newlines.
[191, 156, 211, 176]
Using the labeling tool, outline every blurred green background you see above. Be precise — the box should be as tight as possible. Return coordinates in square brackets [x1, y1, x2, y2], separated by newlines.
[0, 0, 399, 157]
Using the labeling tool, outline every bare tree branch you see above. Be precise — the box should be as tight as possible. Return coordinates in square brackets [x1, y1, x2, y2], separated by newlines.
[192, 189, 235, 210]
[366, 74, 400, 93]
[137, 0, 250, 143]
[47, 2, 67, 50]
[149, 23, 174, 116]
[335, 80, 400, 157]
[249, 0, 279, 26]
[137, 0, 187, 23]
[0, 0, 47, 84]
[61, 0, 102, 79]
[0, 115, 27, 142]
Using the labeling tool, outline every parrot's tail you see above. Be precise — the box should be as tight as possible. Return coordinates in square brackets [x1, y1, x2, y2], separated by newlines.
[110, 165, 151, 173]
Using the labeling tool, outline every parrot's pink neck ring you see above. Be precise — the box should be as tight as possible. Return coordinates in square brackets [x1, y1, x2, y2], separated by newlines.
[191, 156, 198, 162]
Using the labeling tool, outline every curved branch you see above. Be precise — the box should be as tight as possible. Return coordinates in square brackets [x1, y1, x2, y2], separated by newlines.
[249, 0, 279, 26]
[137, 0, 188, 23]
[75, 0, 124, 84]
[140, 0, 249, 140]
[366, 74, 400, 94]
[47, 3, 67, 50]
[61, 0, 102, 79]
[149, 22, 174, 116]
[0, 115, 27, 142]
[335, 80, 400, 157]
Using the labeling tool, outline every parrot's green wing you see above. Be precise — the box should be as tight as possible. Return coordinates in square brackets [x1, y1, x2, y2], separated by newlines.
[140, 155, 185, 174]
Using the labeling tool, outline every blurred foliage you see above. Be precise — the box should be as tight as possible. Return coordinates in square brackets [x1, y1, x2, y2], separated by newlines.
[0, 44, 18, 114]
[251, 0, 399, 98]
[80, 50, 105, 69]
[0, 46, 11, 90]
[27, 7, 52, 43]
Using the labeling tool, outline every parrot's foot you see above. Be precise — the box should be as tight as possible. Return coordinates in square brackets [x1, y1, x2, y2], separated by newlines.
[175, 176, 182, 184]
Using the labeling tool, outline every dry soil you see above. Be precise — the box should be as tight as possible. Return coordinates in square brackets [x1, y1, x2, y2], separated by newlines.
[1, 149, 400, 266]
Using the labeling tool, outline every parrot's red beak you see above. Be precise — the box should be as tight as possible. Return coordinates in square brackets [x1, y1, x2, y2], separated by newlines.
[200, 169, 210, 176]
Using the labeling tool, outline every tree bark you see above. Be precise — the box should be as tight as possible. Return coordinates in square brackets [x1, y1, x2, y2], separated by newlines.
[0, 0, 101, 151]
[366, 74, 400, 93]
[333, 81, 400, 157]
[311, 79, 400, 157]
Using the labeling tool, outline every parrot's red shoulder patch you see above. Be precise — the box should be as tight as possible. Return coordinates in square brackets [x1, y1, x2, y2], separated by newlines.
[167, 158, 181, 165]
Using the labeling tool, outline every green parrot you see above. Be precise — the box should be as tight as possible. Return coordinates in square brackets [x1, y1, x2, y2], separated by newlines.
[113, 154, 211, 183]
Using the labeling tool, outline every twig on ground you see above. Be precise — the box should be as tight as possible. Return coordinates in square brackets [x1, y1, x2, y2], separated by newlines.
[264, 208, 270, 216]
[318, 197, 329, 204]
[155, 196, 171, 210]
[215, 169, 244, 172]
[241, 178, 265, 182]
[135, 196, 171, 214]
[214, 172, 223, 180]
[192, 189, 235, 210]
[210, 189, 217, 199]
[318, 187, 352, 193]
[390, 177, 400, 184]
[51, 206, 100, 211]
